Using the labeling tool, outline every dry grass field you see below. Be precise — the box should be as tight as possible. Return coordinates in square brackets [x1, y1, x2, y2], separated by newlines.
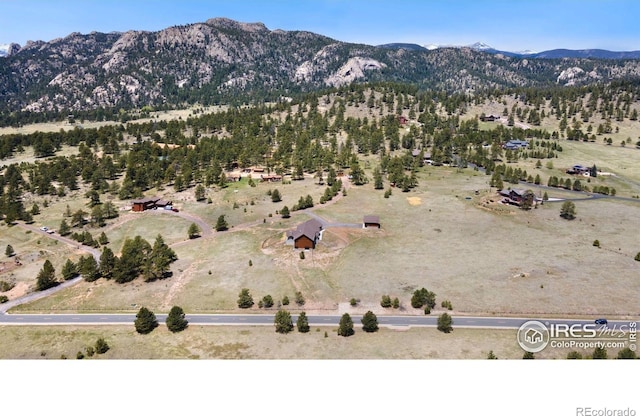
[2, 95, 639, 359]
[0, 324, 617, 359]
[9, 165, 640, 318]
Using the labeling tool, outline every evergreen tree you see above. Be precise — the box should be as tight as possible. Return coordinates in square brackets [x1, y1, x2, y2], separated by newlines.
[337, 313, 355, 337]
[617, 347, 637, 359]
[99, 247, 116, 279]
[296, 311, 310, 333]
[61, 259, 79, 280]
[361, 310, 379, 333]
[274, 310, 294, 334]
[373, 167, 384, 190]
[295, 291, 305, 306]
[166, 306, 189, 333]
[145, 234, 177, 281]
[437, 313, 453, 333]
[215, 215, 228, 231]
[280, 205, 290, 218]
[262, 294, 274, 308]
[411, 288, 436, 309]
[237, 288, 254, 308]
[78, 255, 100, 282]
[134, 307, 158, 334]
[560, 201, 577, 220]
[113, 236, 151, 283]
[58, 219, 71, 236]
[380, 295, 392, 308]
[36, 260, 58, 291]
[98, 231, 109, 245]
[194, 184, 206, 201]
[94, 338, 110, 354]
[271, 189, 282, 202]
[592, 346, 608, 359]
[188, 223, 201, 239]
[5, 244, 15, 257]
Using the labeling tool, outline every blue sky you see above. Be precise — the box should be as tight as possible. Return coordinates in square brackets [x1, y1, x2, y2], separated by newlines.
[1, 0, 639, 52]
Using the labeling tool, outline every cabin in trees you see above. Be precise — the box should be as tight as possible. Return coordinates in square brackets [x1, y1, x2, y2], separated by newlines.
[480, 114, 500, 122]
[363, 215, 381, 229]
[499, 189, 535, 206]
[285, 219, 323, 249]
[503, 139, 529, 150]
[566, 165, 590, 175]
[261, 174, 282, 182]
[131, 196, 172, 212]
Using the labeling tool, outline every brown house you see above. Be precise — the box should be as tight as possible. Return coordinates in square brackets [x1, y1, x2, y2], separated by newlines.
[363, 215, 381, 229]
[131, 196, 172, 212]
[286, 219, 323, 249]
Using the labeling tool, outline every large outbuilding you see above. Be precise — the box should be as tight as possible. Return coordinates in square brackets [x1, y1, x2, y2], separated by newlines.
[363, 215, 381, 229]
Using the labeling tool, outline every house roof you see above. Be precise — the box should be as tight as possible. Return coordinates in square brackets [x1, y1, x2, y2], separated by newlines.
[287, 219, 323, 241]
[363, 215, 380, 224]
[131, 196, 161, 204]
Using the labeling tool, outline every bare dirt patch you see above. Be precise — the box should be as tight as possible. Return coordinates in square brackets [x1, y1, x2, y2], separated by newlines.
[407, 196, 422, 206]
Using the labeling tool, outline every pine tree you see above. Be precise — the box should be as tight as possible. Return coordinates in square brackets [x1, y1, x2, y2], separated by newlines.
[99, 247, 116, 279]
[61, 259, 78, 280]
[59, 219, 71, 236]
[361, 311, 379, 333]
[166, 306, 189, 333]
[296, 311, 310, 333]
[280, 205, 290, 218]
[194, 184, 206, 201]
[146, 234, 177, 281]
[134, 307, 158, 334]
[237, 288, 254, 308]
[271, 189, 282, 202]
[274, 310, 294, 334]
[338, 313, 355, 337]
[215, 215, 228, 231]
[36, 260, 58, 291]
[188, 222, 201, 239]
[560, 201, 577, 220]
[437, 312, 453, 333]
[95, 338, 110, 354]
[5, 244, 15, 257]
[78, 255, 100, 282]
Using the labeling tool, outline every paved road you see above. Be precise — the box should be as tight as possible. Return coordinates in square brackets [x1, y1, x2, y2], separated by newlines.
[0, 312, 635, 330]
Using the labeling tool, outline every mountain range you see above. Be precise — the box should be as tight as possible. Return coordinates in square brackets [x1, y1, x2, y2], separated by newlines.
[1, 17, 640, 114]
[378, 42, 640, 59]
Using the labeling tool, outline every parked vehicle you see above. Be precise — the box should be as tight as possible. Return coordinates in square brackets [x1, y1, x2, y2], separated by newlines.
[39, 226, 48, 231]
[595, 318, 608, 325]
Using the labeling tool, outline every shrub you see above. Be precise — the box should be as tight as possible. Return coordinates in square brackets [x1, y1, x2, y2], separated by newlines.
[95, 338, 110, 354]
[593, 240, 600, 247]
[380, 295, 392, 308]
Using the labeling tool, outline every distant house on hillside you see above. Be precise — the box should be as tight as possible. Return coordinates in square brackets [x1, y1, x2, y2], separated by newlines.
[261, 174, 282, 182]
[503, 139, 529, 150]
[480, 114, 500, 122]
[566, 165, 590, 175]
[499, 189, 536, 206]
[131, 196, 172, 212]
[285, 219, 323, 249]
